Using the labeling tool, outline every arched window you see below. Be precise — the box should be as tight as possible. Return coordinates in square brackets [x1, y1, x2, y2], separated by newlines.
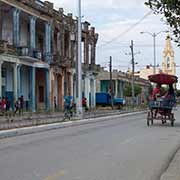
[167, 57, 170, 69]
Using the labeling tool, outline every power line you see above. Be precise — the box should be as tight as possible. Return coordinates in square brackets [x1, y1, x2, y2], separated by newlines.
[98, 10, 152, 48]
[99, 42, 165, 48]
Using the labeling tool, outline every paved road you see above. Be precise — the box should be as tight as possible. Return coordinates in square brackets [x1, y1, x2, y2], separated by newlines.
[0, 109, 180, 180]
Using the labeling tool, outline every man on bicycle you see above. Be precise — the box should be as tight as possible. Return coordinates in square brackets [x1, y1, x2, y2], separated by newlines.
[64, 94, 73, 117]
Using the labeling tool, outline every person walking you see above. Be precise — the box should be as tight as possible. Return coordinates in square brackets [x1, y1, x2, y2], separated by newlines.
[20, 95, 24, 115]
[14, 98, 20, 115]
[1, 97, 6, 115]
[54, 96, 57, 110]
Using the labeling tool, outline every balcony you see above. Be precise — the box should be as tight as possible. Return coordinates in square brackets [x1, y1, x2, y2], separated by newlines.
[0, 40, 17, 55]
[17, 46, 42, 62]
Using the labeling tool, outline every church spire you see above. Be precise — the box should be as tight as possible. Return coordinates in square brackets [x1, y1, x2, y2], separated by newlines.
[162, 33, 176, 75]
[163, 33, 174, 57]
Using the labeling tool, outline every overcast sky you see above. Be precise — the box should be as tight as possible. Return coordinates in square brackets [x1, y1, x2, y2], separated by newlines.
[44, 0, 180, 84]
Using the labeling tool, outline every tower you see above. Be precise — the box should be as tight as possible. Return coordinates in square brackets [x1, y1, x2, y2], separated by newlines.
[162, 33, 176, 75]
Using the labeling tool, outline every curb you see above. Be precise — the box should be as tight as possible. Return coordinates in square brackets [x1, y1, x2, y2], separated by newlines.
[0, 110, 146, 139]
[160, 145, 180, 180]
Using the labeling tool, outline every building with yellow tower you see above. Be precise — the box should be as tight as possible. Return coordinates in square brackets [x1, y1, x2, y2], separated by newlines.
[162, 34, 176, 75]
[134, 33, 176, 80]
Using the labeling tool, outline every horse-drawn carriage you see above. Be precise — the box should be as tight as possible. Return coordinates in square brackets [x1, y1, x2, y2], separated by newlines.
[147, 73, 178, 126]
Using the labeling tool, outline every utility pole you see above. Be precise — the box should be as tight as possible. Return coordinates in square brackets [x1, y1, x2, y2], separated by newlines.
[77, 0, 83, 118]
[130, 40, 135, 106]
[109, 56, 113, 109]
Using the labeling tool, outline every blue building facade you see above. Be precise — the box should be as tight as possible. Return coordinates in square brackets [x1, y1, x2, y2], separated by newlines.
[0, 0, 51, 112]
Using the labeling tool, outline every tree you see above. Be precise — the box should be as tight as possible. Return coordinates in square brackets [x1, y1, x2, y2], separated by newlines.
[145, 0, 180, 46]
[123, 84, 142, 97]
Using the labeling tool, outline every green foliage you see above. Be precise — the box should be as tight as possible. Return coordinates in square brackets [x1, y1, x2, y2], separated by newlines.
[134, 85, 142, 96]
[124, 84, 132, 97]
[123, 84, 142, 97]
[145, 0, 180, 46]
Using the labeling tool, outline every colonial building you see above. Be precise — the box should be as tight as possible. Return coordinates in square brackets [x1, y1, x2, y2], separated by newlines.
[81, 22, 99, 108]
[0, 0, 99, 112]
[0, 0, 52, 112]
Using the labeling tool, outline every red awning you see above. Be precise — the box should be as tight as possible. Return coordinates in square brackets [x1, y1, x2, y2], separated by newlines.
[148, 73, 178, 85]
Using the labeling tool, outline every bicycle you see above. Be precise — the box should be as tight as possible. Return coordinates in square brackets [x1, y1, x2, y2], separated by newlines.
[63, 106, 73, 121]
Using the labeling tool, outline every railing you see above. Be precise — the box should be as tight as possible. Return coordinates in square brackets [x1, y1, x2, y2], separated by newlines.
[17, 46, 43, 60]
[0, 40, 17, 55]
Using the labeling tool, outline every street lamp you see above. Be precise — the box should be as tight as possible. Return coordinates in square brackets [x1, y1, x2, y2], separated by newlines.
[140, 30, 168, 74]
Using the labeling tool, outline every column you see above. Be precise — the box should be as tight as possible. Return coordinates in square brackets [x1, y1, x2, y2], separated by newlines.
[57, 32, 61, 54]
[115, 80, 118, 97]
[90, 78, 96, 108]
[121, 81, 125, 98]
[45, 23, 51, 63]
[68, 33, 71, 59]
[84, 34, 89, 65]
[17, 64, 21, 98]
[58, 74, 64, 109]
[119, 81, 123, 98]
[45, 69, 50, 111]
[13, 8, 20, 47]
[13, 64, 18, 101]
[0, 10, 2, 40]
[51, 26, 56, 55]
[67, 72, 72, 96]
[0, 61, 3, 98]
[30, 16, 36, 50]
[84, 73, 90, 108]
[30, 67, 36, 112]
[61, 29, 65, 57]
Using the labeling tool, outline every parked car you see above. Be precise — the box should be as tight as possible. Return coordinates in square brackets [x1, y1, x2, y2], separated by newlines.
[96, 92, 125, 106]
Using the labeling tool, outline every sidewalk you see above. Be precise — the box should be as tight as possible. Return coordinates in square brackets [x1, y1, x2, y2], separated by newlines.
[0, 108, 147, 139]
[0, 107, 145, 131]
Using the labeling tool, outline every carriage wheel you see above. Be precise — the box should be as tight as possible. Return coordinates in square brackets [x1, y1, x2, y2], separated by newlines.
[170, 114, 175, 127]
[171, 120, 174, 127]
[151, 119, 153, 125]
[147, 119, 150, 126]
[147, 112, 151, 126]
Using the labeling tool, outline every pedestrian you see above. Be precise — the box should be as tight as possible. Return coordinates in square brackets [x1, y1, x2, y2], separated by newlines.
[64, 94, 73, 117]
[6, 97, 10, 111]
[82, 97, 88, 112]
[1, 97, 6, 115]
[14, 98, 20, 115]
[20, 95, 24, 115]
[54, 96, 57, 110]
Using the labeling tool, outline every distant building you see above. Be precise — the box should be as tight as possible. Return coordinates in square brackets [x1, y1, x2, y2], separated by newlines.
[96, 67, 151, 105]
[134, 65, 161, 80]
[135, 33, 176, 80]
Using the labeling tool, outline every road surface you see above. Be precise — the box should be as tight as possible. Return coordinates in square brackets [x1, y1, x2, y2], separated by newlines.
[0, 108, 180, 180]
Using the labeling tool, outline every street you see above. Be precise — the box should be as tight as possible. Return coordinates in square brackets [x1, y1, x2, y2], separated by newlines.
[0, 109, 180, 180]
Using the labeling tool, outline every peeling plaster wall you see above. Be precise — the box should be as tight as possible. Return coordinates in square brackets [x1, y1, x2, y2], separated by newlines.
[2, 11, 13, 44]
